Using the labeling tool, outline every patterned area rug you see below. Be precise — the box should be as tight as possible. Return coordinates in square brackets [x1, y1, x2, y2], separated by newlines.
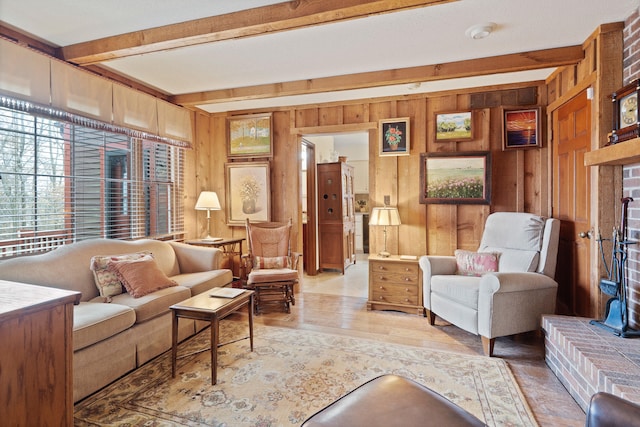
[74, 321, 538, 426]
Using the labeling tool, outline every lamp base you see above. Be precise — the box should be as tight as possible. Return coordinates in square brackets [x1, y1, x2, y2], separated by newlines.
[378, 250, 391, 258]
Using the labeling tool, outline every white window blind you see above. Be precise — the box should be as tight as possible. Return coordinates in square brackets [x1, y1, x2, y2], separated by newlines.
[0, 105, 185, 258]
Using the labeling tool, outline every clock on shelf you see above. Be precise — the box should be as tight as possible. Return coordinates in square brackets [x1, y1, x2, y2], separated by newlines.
[611, 79, 640, 144]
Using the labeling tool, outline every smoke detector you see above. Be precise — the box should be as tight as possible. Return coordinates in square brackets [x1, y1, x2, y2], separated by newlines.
[465, 23, 496, 40]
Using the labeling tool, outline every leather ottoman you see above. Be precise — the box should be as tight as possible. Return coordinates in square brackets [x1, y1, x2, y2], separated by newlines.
[301, 374, 485, 427]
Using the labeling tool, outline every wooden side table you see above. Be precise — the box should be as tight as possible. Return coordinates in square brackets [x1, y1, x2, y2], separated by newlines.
[367, 255, 424, 315]
[170, 289, 254, 385]
[185, 237, 245, 277]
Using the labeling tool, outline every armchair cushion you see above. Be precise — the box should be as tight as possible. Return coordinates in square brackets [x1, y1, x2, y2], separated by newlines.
[431, 275, 480, 309]
[454, 250, 499, 276]
[247, 268, 298, 284]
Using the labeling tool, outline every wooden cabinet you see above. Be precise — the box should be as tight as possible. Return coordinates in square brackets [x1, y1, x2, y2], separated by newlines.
[367, 255, 424, 315]
[318, 162, 356, 273]
[0, 280, 80, 427]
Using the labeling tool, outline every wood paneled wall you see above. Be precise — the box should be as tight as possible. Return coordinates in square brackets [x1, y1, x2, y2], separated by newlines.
[188, 82, 550, 261]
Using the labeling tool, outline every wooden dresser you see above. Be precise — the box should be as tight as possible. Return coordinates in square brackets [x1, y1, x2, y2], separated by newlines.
[367, 255, 424, 315]
[0, 280, 80, 427]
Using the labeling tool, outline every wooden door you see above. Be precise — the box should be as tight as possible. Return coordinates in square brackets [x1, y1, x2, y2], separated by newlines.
[301, 140, 317, 275]
[553, 90, 592, 316]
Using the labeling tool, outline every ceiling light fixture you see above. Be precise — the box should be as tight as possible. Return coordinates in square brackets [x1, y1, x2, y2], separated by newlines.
[465, 23, 496, 40]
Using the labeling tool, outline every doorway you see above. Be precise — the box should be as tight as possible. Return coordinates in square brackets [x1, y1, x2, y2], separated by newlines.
[301, 132, 369, 275]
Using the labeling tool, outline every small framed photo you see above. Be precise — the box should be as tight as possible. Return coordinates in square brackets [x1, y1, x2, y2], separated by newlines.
[502, 107, 541, 149]
[227, 113, 273, 158]
[435, 111, 473, 141]
[225, 162, 271, 226]
[419, 152, 491, 205]
[379, 117, 410, 156]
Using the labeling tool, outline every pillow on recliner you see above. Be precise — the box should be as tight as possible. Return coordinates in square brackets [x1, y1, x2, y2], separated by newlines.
[253, 256, 291, 270]
[455, 250, 500, 276]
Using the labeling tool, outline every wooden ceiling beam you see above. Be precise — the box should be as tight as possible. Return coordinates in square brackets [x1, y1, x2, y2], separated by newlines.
[171, 45, 584, 107]
[60, 0, 456, 65]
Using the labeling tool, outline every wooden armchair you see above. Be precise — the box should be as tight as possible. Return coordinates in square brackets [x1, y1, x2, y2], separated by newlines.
[242, 218, 299, 314]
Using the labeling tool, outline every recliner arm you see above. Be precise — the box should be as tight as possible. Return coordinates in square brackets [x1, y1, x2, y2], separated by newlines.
[419, 256, 457, 309]
[478, 272, 558, 339]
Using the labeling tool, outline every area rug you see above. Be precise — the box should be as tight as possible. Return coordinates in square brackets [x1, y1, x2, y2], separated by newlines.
[74, 321, 538, 426]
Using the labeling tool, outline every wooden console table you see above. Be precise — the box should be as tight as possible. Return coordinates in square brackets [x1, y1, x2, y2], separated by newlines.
[0, 280, 80, 427]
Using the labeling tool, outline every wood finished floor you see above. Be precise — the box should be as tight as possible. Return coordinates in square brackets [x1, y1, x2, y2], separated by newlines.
[251, 256, 586, 427]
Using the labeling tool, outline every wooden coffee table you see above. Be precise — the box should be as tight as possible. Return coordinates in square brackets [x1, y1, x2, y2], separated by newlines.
[170, 289, 254, 385]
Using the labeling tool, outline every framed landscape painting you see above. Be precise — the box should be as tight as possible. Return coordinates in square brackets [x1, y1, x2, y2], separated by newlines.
[420, 152, 491, 204]
[225, 162, 271, 225]
[502, 107, 541, 149]
[227, 113, 273, 158]
[435, 111, 473, 141]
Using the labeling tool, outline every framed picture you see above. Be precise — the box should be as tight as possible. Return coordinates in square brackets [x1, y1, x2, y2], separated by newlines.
[225, 162, 271, 225]
[227, 113, 273, 158]
[419, 152, 491, 204]
[435, 111, 473, 141]
[502, 107, 542, 149]
[379, 117, 410, 156]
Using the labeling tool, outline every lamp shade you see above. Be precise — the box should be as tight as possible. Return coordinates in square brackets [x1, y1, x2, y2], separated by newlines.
[195, 191, 221, 210]
[369, 206, 401, 226]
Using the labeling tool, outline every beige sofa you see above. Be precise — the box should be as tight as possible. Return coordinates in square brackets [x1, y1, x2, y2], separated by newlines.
[0, 238, 233, 402]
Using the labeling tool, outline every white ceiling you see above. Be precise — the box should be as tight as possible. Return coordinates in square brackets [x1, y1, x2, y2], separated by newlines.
[1, 0, 638, 113]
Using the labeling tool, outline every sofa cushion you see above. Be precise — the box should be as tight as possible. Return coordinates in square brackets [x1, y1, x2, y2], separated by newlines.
[172, 269, 233, 295]
[90, 251, 152, 298]
[73, 302, 136, 351]
[107, 256, 178, 298]
[431, 275, 480, 310]
[107, 285, 191, 323]
[454, 250, 499, 276]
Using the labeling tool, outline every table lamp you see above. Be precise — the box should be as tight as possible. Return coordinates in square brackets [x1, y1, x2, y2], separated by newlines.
[195, 191, 221, 241]
[369, 205, 401, 257]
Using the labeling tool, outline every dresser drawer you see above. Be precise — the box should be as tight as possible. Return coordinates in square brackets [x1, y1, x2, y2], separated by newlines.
[371, 272, 419, 286]
[371, 283, 420, 305]
[370, 261, 419, 276]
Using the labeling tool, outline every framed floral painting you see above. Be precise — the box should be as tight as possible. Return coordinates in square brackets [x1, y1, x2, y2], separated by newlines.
[379, 117, 410, 156]
[225, 162, 271, 225]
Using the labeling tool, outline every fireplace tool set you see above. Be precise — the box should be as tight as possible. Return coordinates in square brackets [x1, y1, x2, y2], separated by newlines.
[590, 197, 640, 337]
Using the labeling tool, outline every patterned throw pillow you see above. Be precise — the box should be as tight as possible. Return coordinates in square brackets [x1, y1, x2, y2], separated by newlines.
[454, 250, 500, 277]
[106, 257, 177, 298]
[90, 251, 152, 298]
[253, 256, 291, 270]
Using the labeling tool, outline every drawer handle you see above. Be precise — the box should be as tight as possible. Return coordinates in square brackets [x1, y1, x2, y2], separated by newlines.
[404, 298, 410, 302]
[404, 277, 411, 282]
[379, 286, 385, 290]
[405, 288, 410, 292]
[378, 266, 385, 270]
[379, 276, 385, 280]
[378, 296, 385, 301]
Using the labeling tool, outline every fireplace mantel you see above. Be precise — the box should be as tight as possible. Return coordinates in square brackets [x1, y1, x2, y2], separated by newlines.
[584, 137, 640, 166]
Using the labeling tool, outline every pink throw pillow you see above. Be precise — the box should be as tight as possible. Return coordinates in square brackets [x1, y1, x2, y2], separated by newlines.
[107, 256, 177, 298]
[455, 250, 499, 276]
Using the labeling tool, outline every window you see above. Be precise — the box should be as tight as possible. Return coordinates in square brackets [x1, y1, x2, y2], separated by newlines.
[0, 106, 185, 258]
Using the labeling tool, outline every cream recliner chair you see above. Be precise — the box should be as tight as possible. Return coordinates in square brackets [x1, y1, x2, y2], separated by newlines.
[419, 212, 560, 356]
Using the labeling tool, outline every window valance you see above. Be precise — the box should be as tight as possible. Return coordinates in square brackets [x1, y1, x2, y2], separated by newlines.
[0, 38, 193, 148]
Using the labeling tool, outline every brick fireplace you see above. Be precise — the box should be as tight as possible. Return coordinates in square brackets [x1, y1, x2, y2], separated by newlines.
[623, 7, 640, 330]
